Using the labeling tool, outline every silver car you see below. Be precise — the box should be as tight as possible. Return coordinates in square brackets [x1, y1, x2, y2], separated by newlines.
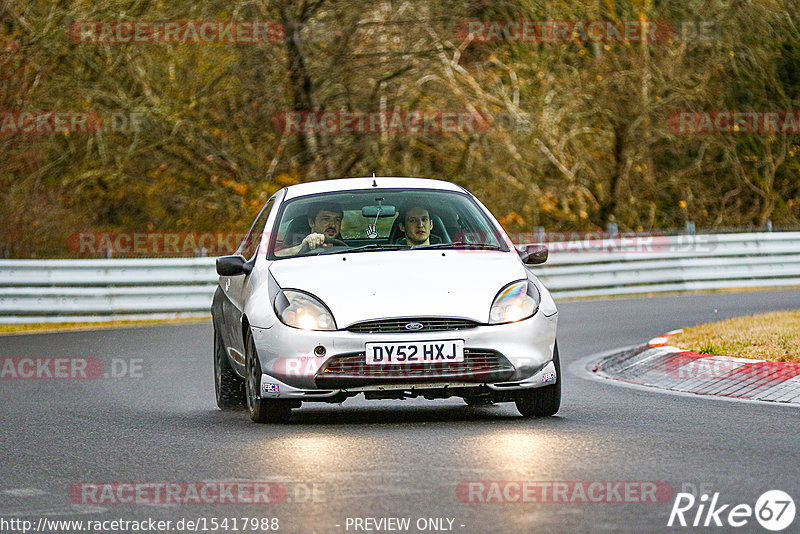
[211, 177, 559, 423]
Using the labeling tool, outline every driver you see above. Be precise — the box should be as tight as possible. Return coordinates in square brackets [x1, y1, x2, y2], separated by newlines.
[276, 202, 343, 257]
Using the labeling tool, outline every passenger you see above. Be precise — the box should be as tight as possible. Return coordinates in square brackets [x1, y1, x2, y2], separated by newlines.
[397, 206, 440, 246]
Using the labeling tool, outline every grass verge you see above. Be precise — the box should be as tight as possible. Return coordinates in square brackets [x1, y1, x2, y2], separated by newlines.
[669, 310, 800, 362]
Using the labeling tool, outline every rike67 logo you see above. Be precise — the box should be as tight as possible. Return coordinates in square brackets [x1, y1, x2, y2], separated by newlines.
[668, 490, 795, 531]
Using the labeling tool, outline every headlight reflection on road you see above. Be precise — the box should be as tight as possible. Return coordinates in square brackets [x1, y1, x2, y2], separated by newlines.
[248, 434, 359, 474]
[464, 429, 560, 472]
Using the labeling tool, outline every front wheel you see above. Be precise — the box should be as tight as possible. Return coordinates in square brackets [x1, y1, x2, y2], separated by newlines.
[515, 342, 561, 417]
[245, 328, 292, 424]
[214, 327, 245, 410]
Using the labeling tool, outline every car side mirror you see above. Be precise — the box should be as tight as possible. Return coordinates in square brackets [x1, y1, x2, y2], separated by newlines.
[517, 244, 548, 265]
[216, 254, 253, 276]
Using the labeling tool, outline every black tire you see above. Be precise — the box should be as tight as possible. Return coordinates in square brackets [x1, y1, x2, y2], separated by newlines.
[515, 342, 561, 417]
[214, 327, 245, 410]
[244, 328, 292, 424]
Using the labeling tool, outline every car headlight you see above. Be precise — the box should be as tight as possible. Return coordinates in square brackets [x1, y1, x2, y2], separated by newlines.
[273, 290, 337, 331]
[489, 280, 540, 324]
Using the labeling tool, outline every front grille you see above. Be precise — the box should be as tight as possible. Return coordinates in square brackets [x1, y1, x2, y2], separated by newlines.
[346, 317, 481, 333]
[315, 349, 515, 389]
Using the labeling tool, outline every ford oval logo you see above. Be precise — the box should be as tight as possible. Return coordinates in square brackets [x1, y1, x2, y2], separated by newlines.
[405, 322, 424, 331]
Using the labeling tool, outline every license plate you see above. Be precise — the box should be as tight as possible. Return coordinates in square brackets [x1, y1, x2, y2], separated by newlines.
[365, 340, 465, 365]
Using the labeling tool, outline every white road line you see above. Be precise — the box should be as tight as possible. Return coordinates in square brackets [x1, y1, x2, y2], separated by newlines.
[0, 504, 106, 517]
[1, 488, 48, 497]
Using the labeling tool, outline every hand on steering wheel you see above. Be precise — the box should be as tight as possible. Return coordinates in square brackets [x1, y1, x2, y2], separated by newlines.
[298, 234, 346, 254]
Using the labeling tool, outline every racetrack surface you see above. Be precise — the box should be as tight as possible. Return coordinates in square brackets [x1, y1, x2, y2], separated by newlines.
[2, 289, 799, 533]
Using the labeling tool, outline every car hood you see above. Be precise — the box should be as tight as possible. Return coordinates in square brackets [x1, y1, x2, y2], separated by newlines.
[268, 250, 527, 327]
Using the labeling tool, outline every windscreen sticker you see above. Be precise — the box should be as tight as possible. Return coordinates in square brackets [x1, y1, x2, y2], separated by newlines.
[366, 197, 383, 238]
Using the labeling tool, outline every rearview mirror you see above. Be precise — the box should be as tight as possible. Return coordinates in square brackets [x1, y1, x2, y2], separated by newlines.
[517, 244, 548, 265]
[361, 205, 396, 218]
[216, 255, 252, 276]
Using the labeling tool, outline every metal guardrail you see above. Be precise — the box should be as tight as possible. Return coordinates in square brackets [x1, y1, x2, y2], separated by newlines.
[0, 232, 798, 323]
[531, 232, 800, 299]
[0, 258, 217, 323]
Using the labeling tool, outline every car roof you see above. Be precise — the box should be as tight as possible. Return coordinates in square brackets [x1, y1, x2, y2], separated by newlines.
[281, 177, 467, 200]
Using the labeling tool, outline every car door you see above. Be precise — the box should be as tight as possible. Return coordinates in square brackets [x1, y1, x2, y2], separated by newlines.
[219, 192, 282, 371]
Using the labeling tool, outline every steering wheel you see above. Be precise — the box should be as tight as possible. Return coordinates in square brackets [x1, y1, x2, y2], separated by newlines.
[323, 237, 347, 247]
[298, 236, 347, 254]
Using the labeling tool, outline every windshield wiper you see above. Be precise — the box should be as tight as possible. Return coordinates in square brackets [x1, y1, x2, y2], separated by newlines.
[415, 241, 503, 250]
[318, 243, 408, 255]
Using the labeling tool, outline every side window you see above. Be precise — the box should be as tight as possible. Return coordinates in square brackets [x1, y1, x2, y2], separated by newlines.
[240, 199, 274, 260]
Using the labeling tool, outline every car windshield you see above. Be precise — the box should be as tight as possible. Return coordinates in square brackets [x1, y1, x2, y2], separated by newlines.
[268, 188, 509, 259]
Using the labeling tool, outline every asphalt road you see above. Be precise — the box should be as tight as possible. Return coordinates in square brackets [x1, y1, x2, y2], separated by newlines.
[1, 289, 800, 534]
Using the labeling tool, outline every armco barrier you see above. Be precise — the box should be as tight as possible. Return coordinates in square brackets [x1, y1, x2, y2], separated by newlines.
[532, 232, 800, 298]
[0, 258, 217, 323]
[0, 232, 798, 323]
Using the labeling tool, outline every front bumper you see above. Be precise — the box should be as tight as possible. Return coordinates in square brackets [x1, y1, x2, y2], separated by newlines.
[258, 359, 558, 400]
[250, 310, 557, 400]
